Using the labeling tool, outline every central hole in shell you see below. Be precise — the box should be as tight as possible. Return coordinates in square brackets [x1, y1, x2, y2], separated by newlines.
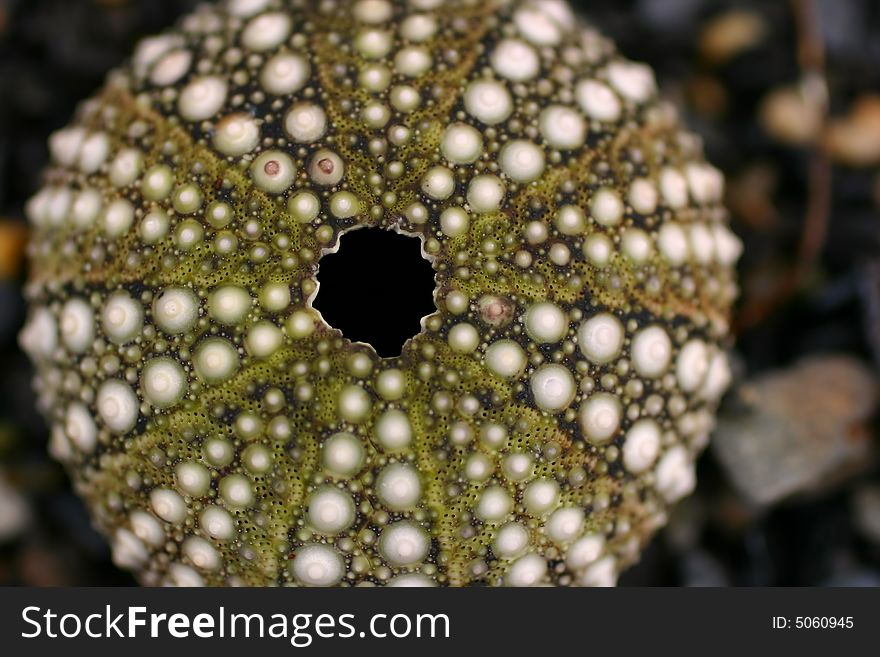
[313, 228, 436, 358]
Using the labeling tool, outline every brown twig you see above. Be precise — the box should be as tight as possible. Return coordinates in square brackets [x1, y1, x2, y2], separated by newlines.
[734, 0, 832, 334]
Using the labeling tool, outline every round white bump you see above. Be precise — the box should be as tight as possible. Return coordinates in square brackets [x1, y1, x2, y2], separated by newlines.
[150, 49, 191, 86]
[621, 228, 653, 264]
[546, 508, 585, 544]
[467, 174, 505, 213]
[323, 432, 365, 477]
[524, 302, 567, 343]
[109, 148, 143, 188]
[78, 132, 109, 173]
[213, 113, 260, 156]
[260, 52, 310, 95]
[485, 339, 527, 379]
[292, 544, 344, 586]
[142, 357, 187, 408]
[530, 364, 576, 412]
[555, 205, 586, 235]
[506, 553, 547, 586]
[622, 419, 661, 474]
[539, 105, 587, 150]
[153, 287, 199, 334]
[689, 223, 716, 264]
[339, 384, 371, 423]
[578, 393, 622, 445]
[490, 38, 540, 81]
[112, 529, 148, 570]
[376, 463, 422, 510]
[514, 5, 561, 46]
[500, 140, 546, 183]
[475, 485, 513, 522]
[379, 521, 430, 566]
[284, 102, 327, 143]
[421, 166, 455, 200]
[71, 188, 103, 228]
[591, 188, 624, 226]
[19, 307, 57, 361]
[219, 474, 254, 509]
[395, 46, 432, 77]
[660, 167, 689, 209]
[49, 126, 85, 167]
[182, 537, 220, 571]
[655, 446, 696, 502]
[355, 29, 393, 59]
[448, 322, 480, 353]
[657, 222, 690, 266]
[150, 488, 187, 524]
[494, 522, 529, 558]
[65, 403, 97, 453]
[583, 233, 613, 266]
[441, 123, 483, 164]
[374, 409, 412, 451]
[100, 199, 134, 239]
[101, 291, 143, 345]
[606, 61, 656, 103]
[385, 574, 436, 587]
[578, 313, 624, 364]
[376, 369, 406, 400]
[400, 13, 437, 41]
[167, 564, 204, 587]
[242, 12, 291, 51]
[354, 0, 393, 23]
[97, 379, 139, 434]
[130, 510, 165, 547]
[523, 479, 560, 515]
[178, 76, 227, 122]
[631, 325, 672, 378]
[576, 79, 621, 122]
[141, 165, 173, 201]
[502, 453, 533, 482]
[245, 321, 284, 359]
[676, 339, 710, 393]
[260, 282, 290, 312]
[307, 486, 356, 534]
[208, 285, 251, 325]
[289, 191, 321, 223]
[193, 338, 240, 384]
[228, 0, 270, 17]
[440, 207, 470, 238]
[175, 461, 210, 498]
[200, 506, 235, 540]
[713, 225, 743, 266]
[329, 191, 361, 218]
[700, 351, 732, 401]
[629, 178, 658, 215]
[566, 534, 605, 571]
[251, 151, 296, 193]
[139, 210, 169, 244]
[309, 149, 344, 186]
[464, 79, 513, 125]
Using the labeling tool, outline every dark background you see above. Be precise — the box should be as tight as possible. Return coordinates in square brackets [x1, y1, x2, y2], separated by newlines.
[1, 0, 879, 586]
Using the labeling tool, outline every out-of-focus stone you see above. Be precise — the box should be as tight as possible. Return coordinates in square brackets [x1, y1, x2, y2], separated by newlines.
[713, 355, 877, 507]
[852, 483, 880, 545]
[698, 10, 767, 65]
[0, 470, 31, 543]
[759, 85, 824, 146]
[0, 221, 27, 280]
[824, 95, 880, 167]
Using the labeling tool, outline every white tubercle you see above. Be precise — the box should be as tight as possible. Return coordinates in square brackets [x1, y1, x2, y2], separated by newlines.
[530, 364, 576, 412]
[539, 105, 587, 150]
[524, 302, 567, 343]
[307, 486, 356, 534]
[500, 140, 546, 183]
[152, 287, 199, 334]
[242, 12, 292, 52]
[178, 76, 227, 122]
[578, 392, 622, 444]
[374, 409, 412, 451]
[464, 79, 513, 125]
[485, 339, 527, 379]
[378, 521, 430, 566]
[65, 403, 97, 453]
[622, 419, 661, 474]
[141, 357, 187, 408]
[494, 522, 530, 558]
[631, 325, 672, 378]
[97, 379, 139, 434]
[578, 312, 624, 364]
[60, 297, 95, 354]
[150, 488, 187, 524]
[490, 39, 540, 82]
[285, 102, 327, 143]
[576, 79, 621, 122]
[262, 53, 311, 95]
[376, 462, 422, 510]
[322, 432, 365, 477]
[292, 544, 344, 586]
[506, 553, 548, 586]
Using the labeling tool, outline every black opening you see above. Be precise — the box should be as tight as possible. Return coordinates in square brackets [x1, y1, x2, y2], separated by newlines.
[313, 228, 436, 358]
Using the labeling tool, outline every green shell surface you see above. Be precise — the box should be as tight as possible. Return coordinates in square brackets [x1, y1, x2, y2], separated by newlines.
[20, 0, 741, 586]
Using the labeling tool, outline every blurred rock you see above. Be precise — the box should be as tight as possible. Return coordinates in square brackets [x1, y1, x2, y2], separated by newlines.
[759, 84, 824, 146]
[698, 9, 767, 66]
[713, 355, 877, 507]
[0, 220, 27, 279]
[851, 483, 880, 545]
[824, 95, 880, 167]
[0, 469, 31, 543]
[680, 550, 730, 587]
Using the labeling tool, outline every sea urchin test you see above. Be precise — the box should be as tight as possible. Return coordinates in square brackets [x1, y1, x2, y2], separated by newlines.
[20, 0, 741, 586]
